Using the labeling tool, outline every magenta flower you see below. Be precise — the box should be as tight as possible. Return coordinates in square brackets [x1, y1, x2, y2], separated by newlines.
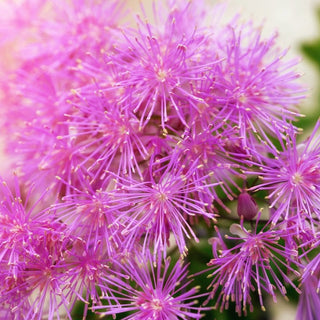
[94, 251, 208, 319]
[0, 219, 73, 320]
[0, 176, 56, 276]
[205, 215, 301, 315]
[301, 247, 320, 294]
[0, 0, 124, 116]
[212, 21, 304, 149]
[237, 191, 259, 220]
[1, 0, 126, 176]
[15, 0, 124, 75]
[109, 153, 218, 257]
[3, 71, 70, 132]
[59, 93, 148, 181]
[152, 0, 210, 41]
[0, 0, 316, 318]
[60, 238, 114, 320]
[176, 124, 245, 212]
[247, 120, 320, 227]
[12, 124, 83, 199]
[0, 0, 46, 68]
[297, 271, 320, 320]
[104, 7, 215, 130]
[52, 175, 123, 254]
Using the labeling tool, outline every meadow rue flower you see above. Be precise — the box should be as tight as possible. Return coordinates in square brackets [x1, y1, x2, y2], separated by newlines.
[296, 272, 320, 320]
[247, 120, 320, 228]
[52, 174, 123, 254]
[10, 71, 68, 126]
[0, 0, 123, 101]
[13, 230, 72, 320]
[154, 0, 210, 40]
[205, 215, 301, 315]
[0, 212, 73, 320]
[0, 176, 56, 277]
[94, 250, 209, 319]
[0, 0, 46, 69]
[60, 93, 148, 181]
[109, 153, 218, 257]
[237, 190, 259, 220]
[212, 20, 305, 149]
[302, 250, 320, 294]
[0, 0, 316, 318]
[177, 123, 245, 212]
[60, 238, 115, 320]
[12, 124, 82, 200]
[297, 236, 320, 320]
[0, 0, 126, 175]
[104, 6, 217, 130]
[15, 0, 124, 74]
[0, 177, 114, 320]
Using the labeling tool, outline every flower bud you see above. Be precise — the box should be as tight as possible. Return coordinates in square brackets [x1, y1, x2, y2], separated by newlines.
[237, 191, 258, 220]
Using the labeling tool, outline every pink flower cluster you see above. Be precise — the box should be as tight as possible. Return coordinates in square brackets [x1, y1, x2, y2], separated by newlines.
[0, 0, 319, 319]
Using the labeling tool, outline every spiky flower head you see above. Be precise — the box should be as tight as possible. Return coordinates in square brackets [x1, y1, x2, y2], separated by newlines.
[247, 120, 320, 228]
[103, 3, 216, 130]
[206, 215, 301, 315]
[94, 250, 208, 319]
[297, 266, 320, 320]
[212, 20, 305, 149]
[108, 153, 218, 257]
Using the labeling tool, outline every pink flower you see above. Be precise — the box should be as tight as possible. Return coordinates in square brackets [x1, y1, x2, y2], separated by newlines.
[12, 124, 82, 200]
[0, 218, 73, 320]
[237, 191, 258, 220]
[53, 175, 123, 254]
[0, 176, 56, 276]
[61, 238, 114, 320]
[94, 250, 209, 319]
[59, 93, 148, 181]
[176, 124, 245, 212]
[109, 154, 218, 257]
[212, 21, 305, 149]
[206, 215, 301, 315]
[297, 270, 320, 320]
[247, 120, 320, 227]
[104, 8, 215, 130]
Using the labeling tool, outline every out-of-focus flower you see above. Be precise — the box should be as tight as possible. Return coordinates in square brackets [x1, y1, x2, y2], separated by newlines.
[302, 249, 320, 293]
[59, 94, 148, 181]
[12, 124, 82, 200]
[297, 270, 320, 320]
